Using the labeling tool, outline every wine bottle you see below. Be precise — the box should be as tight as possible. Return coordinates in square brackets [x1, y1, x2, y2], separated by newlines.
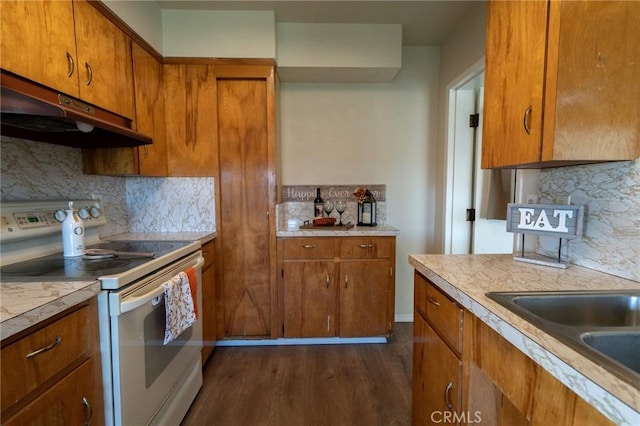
[314, 188, 324, 217]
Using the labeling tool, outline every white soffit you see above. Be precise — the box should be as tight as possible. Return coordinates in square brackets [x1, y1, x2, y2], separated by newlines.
[276, 23, 402, 82]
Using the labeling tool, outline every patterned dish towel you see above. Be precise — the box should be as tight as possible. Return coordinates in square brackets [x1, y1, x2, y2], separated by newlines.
[162, 269, 197, 345]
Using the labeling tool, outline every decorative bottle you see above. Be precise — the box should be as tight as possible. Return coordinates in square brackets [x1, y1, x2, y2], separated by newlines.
[314, 188, 324, 218]
[62, 201, 85, 257]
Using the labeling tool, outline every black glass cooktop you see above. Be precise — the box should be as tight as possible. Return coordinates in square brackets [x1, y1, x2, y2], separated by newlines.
[1, 241, 194, 282]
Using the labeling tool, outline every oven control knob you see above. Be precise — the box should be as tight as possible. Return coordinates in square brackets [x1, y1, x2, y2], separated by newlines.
[89, 207, 101, 219]
[54, 209, 67, 222]
[78, 208, 90, 220]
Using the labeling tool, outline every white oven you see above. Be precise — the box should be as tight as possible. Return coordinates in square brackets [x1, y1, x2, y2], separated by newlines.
[99, 251, 204, 426]
[0, 200, 205, 426]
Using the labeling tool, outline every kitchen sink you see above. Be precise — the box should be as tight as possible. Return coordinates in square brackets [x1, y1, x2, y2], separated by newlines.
[486, 290, 640, 389]
[581, 332, 640, 375]
[510, 292, 640, 327]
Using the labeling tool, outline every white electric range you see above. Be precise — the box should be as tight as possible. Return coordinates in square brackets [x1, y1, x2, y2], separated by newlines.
[0, 199, 204, 426]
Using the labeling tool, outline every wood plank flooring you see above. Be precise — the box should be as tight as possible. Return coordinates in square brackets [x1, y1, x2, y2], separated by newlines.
[182, 322, 413, 426]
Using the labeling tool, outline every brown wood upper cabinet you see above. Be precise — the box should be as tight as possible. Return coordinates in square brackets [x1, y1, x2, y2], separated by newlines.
[83, 42, 168, 176]
[1, 0, 135, 120]
[482, 0, 640, 169]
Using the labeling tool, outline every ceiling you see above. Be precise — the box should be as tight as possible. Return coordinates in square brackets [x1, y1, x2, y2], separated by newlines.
[156, 1, 483, 45]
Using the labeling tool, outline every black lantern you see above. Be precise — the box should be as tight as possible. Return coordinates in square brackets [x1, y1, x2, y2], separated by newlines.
[357, 189, 377, 226]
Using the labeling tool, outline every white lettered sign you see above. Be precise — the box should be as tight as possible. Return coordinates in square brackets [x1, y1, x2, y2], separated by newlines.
[506, 203, 584, 239]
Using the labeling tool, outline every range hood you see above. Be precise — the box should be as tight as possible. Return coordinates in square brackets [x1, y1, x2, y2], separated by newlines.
[1, 71, 152, 148]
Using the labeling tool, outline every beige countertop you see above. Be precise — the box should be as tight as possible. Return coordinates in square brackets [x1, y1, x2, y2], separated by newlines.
[277, 223, 399, 237]
[0, 232, 216, 341]
[409, 254, 640, 425]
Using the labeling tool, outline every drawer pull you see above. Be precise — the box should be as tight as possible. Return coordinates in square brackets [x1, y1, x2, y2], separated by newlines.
[444, 382, 454, 410]
[26, 335, 62, 358]
[359, 244, 372, 249]
[427, 297, 441, 307]
[326, 274, 330, 288]
[83, 396, 94, 426]
[302, 244, 316, 249]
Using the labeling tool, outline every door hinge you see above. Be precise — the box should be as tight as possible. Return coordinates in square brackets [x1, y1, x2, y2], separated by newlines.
[466, 208, 476, 222]
[282, 324, 285, 334]
[281, 268, 284, 278]
[469, 113, 480, 128]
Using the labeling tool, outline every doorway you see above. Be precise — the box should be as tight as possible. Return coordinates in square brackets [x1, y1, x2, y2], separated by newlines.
[443, 59, 514, 254]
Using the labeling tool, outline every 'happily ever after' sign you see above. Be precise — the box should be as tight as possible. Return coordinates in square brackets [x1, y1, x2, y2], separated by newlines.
[506, 203, 584, 239]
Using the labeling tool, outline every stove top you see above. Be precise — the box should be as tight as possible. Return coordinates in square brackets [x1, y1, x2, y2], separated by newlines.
[0, 240, 201, 289]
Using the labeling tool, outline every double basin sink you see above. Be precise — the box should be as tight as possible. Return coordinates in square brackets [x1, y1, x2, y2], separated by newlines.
[486, 290, 640, 389]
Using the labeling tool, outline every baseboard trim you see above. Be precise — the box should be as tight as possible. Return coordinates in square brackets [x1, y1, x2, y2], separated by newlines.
[216, 336, 387, 347]
[395, 314, 413, 322]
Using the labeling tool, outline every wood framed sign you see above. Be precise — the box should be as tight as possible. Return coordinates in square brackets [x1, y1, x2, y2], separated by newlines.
[506, 203, 584, 239]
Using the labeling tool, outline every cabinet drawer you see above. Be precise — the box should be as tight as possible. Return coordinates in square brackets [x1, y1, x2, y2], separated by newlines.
[282, 238, 335, 259]
[3, 358, 101, 426]
[339, 237, 393, 259]
[1, 305, 91, 411]
[425, 280, 464, 354]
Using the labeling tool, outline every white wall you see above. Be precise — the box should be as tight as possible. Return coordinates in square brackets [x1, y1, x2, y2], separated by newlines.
[280, 46, 440, 319]
[102, 0, 164, 53]
[162, 10, 276, 58]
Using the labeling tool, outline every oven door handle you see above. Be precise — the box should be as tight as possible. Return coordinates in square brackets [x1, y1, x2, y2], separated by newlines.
[119, 257, 204, 315]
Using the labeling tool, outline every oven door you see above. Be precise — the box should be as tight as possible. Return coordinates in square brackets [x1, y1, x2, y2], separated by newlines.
[101, 251, 203, 426]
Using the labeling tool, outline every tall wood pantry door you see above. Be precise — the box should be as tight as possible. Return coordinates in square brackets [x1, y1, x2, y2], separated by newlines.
[217, 77, 272, 338]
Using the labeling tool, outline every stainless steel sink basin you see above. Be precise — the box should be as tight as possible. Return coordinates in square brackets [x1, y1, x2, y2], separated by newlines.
[581, 332, 640, 375]
[486, 290, 640, 389]
[511, 292, 640, 327]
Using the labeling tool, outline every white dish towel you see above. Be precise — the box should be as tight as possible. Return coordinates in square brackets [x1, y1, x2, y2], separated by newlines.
[161, 271, 196, 345]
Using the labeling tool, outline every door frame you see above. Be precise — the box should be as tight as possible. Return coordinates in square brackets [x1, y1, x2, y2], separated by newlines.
[443, 58, 485, 254]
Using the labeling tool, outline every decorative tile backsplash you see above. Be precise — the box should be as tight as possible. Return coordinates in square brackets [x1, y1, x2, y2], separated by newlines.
[538, 159, 640, 282]
[1, 136, 215, 236]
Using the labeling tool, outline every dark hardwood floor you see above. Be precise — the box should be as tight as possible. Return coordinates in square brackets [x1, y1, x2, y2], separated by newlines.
[182, 322, 413, 426]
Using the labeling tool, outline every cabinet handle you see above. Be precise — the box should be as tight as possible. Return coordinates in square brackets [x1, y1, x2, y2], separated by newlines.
[25, 335, 62, 358]
[85, 62, 93, 86]
[326, 274, 330, 288]
[82, 396, 94, 426]
[444, 382, 454, 410]
[523, 106, 532, 135]
[427, 297, 440, 307]
[344, 274, 349, 288]
[359, 244, 372, 248]
[66, 52, 75, 77]
[302, 244, 315, 249]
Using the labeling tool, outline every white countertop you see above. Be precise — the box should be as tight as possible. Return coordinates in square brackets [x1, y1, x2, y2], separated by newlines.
[409, 254, 640, 425]
[277, 224, 399, 237]
[0, 232, 216, 341]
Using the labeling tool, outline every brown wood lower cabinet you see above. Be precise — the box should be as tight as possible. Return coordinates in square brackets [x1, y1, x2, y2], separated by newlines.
[412, 270, 615, 426]
[201, 240, 216, 364]
[0, 298, 104, 425]
[278, 236, 396, 338]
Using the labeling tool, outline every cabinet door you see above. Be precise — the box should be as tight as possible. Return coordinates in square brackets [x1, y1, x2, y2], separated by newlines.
[482, 0, 549, 168]
[132, 43, 168, 176]
[0, 0, 79, 96]
[421, 320, 462, 425]
[412, 312, 428, 426]
[219, 77, 273, 337]
[163, 64, 217, 176]
[283, 261, 336, 337]
[338, 261, 391, 337]
[201, 241, 216, 363]
[73, 0, 134, 119]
